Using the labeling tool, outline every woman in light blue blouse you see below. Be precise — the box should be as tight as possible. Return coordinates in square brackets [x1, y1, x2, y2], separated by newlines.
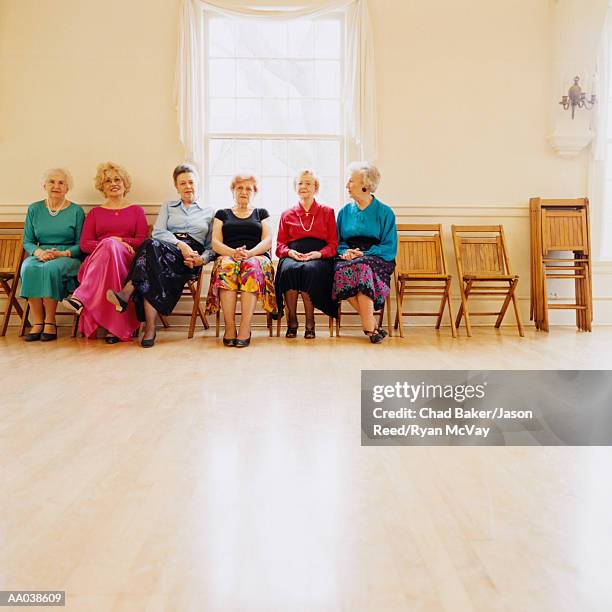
[332, 162, 397, 343]
[107, 164, 215, 347]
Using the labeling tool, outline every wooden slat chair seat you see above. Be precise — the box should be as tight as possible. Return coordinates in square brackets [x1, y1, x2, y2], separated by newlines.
[393, 224, 456, 338]
[451, 224, 524, 337]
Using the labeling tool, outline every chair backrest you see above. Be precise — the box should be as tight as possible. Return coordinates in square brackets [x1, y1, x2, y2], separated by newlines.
[541, 208, 588, 254]
[452, 225, 512, 277]
[0, 235, 24, 275]
[395, 224, 447, 275]
[0, 221, 25, 235]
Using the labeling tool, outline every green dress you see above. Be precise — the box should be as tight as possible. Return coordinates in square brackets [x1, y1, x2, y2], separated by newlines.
[20, 201, 85, 300]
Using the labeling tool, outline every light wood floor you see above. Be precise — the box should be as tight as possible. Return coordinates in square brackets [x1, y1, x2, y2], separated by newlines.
[1, 325, 612, 611]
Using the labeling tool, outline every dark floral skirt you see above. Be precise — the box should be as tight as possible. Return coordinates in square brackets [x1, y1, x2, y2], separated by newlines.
[126, 238, 201, 321]
[332, 255, 395, 311]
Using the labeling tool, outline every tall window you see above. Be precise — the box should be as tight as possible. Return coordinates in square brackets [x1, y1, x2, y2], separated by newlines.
[204, 13, 345, 215]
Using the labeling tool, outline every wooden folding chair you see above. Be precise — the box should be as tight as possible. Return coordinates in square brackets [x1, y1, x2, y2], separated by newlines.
[529, 198, 592, 332]
[0, 233, 26, 336]
[335, 296, 392, 337]
[393, 224, 456, 338]
[451, 225, 524, 337]
[158, 265, 210, 338]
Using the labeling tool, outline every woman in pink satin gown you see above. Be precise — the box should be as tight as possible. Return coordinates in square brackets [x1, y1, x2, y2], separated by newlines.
[62, 162, 148, 343]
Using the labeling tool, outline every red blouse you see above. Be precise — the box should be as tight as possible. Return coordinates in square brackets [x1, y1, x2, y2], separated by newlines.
[80, 205, 149, 254]
[275, 200, 338, 259]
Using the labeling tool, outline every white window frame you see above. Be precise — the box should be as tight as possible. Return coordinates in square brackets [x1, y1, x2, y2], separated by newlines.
[201, 10, 347, 212]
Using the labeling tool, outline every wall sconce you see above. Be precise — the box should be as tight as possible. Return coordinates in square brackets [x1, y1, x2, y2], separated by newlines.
[559, 76, 596, 119]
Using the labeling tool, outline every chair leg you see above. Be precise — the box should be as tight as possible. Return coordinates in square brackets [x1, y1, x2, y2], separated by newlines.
[0, 284, 13, 337]
[19, 302, 30, 337]
[396, 279, 405, 338]
[328, 316, 333, 337]
[385, 296, 392, 337]
[510, 280, 525, 337]
[72, 314, 80, 337]
[267, 312, 273, 337]
[159, 314, 170, 328]
[495, 282, 514, 329]
[457, 280, 472, 337]
[446, 280, 457, 338]
[336, 303, 341, 337]
[187, 278, 203, 339]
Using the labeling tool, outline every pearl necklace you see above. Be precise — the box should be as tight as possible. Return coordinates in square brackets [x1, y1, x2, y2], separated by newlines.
[46, 198, 67, 216]
[298, 213, 315, 232]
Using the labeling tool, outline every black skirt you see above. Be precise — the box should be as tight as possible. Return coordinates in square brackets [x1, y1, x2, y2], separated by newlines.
[275, 237, 338, 319]
[127, 235, 203, 321]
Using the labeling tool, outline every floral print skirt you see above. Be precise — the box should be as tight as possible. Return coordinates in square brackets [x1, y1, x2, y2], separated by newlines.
[332, 255, 395, 311]
[127, 237, 201, 321]
[205, 255, 277, 316]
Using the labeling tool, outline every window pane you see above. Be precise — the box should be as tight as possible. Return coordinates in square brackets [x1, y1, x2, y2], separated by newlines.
[209, 98, 236, 132]
[315, 20, 341, 59]
[315, 140, 341, 177]
[237, 59, 262, 97]
[208, 140, 234, 175]
[209, 59, 236, 97]
[315, 61, 341, 99]
[235, 139, 261, 174]
[288, 21, 314, 59]
[209, 18, 235, 58]
[210, 175, 233, 208]
[262, 140, 288, 175]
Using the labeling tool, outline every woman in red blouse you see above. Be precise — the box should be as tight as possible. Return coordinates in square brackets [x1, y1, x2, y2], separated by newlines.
[63, 162, 148, 342]
[275, 169, 338, 338]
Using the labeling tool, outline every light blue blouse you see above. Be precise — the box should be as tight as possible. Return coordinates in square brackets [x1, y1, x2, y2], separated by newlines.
[153, 200, 215, 263]
[336, 197, 397, 262]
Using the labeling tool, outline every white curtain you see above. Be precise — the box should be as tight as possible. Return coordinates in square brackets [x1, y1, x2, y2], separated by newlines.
[589, 10, 611, 260]
[175, 0, 378, 169]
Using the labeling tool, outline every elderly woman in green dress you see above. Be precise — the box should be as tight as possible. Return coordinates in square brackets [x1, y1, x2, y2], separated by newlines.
[20, 168, 85, 341]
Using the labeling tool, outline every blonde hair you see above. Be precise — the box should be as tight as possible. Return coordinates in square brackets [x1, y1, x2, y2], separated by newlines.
[293, 169, 320, 193]
[41, 168, 73, 191]
[94, 161, 132, 195]
[230, 174, 258, 193]
[347, 161, 381, 193]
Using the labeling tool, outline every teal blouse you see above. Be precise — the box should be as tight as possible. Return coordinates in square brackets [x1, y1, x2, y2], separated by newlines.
[23, 201, 85, 257]
[336, 197, 397, 262]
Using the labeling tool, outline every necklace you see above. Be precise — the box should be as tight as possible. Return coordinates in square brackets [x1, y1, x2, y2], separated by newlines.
[46, 198, 67, 216]
[298, 212, 315, 232]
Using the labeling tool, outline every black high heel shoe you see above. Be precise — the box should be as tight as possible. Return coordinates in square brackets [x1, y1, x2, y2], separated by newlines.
[40, 322, 58, 342]
[223, 335, 237, 347]
[304, 327, 316, 339]
[234, 334, 251, 348]
[141, 331, 156, 348]
[285, 325, 298, 338]
[61, 296, 84, 314]
[24, 323, 44, 342]
[364, 328, 385, 344]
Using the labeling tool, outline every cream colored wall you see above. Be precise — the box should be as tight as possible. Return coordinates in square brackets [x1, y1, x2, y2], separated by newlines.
[0, 0, 183, 205]
[1, 0, 610, 324]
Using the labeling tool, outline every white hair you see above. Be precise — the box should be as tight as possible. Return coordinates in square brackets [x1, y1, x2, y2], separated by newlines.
[293, 168, 320, 193]
[41, 167, 74, 191]
[347, 161, 381, 193]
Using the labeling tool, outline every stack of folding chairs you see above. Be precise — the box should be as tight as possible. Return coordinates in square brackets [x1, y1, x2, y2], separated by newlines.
[529, 197, 592, 332]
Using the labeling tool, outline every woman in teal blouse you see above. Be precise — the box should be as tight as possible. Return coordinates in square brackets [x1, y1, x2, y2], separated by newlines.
[20, 168, 85, 341]
[333, 162, 397, 344]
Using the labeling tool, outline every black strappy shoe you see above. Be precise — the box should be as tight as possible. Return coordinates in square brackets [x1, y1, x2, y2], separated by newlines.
[235, 334, 251, 348]
[285, 325, 298, 338]
[364, 328, 385, 344]
[61, 296, 84, 314]
[40, 322, 58, 342]
[24, 323, 44, 342]
[304, 327, 316, 339]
